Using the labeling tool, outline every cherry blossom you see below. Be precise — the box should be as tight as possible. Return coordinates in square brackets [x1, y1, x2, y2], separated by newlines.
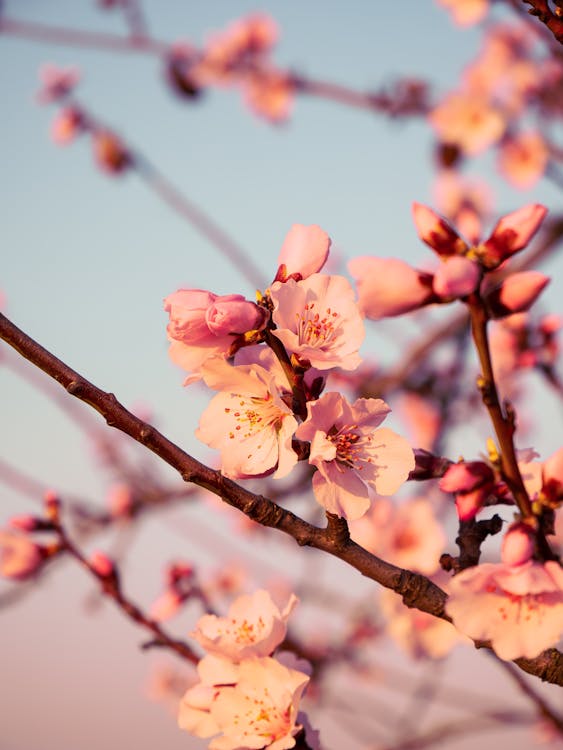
[432, 256, 481, 299]
[497, 131, 548, 189]
[196, 355, 298, 479]
[481, 204, 547, 268]
[208, 657, 309, 750]
[295, 392, 414, 520]
[429, 92, 505, 155]
[348, 257, 434, 319]
[485, 271, 550, 318]
[36, 63, 80, 104]
[190, 589, 298, 661]
[275, 224, 331, 282]
[0, 530, 43, 579]
[436, 0, 489, 27]
[446, 560, 563, 660]
[269, 274, 364, 371]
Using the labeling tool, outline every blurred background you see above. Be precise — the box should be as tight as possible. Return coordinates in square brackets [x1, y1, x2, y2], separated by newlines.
[1, 1, 562, 749]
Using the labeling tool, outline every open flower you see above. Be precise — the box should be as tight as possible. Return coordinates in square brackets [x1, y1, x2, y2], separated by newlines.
[191, 589, 298, 661]
[446, 560, 563, 660]
[196, 355, 298, 479]
[270, 274, 364, 371]
[296, 392, 414, 520]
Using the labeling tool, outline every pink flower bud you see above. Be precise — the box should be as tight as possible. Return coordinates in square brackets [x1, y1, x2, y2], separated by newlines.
[90, 551, 115, 578]
[348, 257, 434, 319]
[205, 294, 268, 335]
[164, 289, 218, 344]
[411, 202, 467, 257]
[482, 204, 547, 267]
[107, 483, 134, 518]
[501, 524, 534, 567]
[44, 490, 60, 521]
[150, 589, 182, 622]
[9, 515, 38, 532]
[455, 487, 489, 521]
[485, 271, 550, 318]
[51, 107, 83, 145]
[93, 131, 130, 174]
[439, 461, 494, 493]
[275, 224, 331, 281]
[543, 447, 563, 503]
[433, 256, 481, 299]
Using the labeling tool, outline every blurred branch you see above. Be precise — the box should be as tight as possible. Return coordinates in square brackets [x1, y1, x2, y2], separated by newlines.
[1, 310, 562, 686]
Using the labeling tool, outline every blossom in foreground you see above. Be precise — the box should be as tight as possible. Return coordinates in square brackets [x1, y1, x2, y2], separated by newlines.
[191, 589, 298, 661]
[0, 530, 43, 579]
[179, 655, 309, 750]
[274, 224, 331, 282]
[446, 560, 563, 660]
[348, 257, 434, 319]
[270, 274, 364, 371]
[165, 289, 266, 384]
[196, 355, 298, 479]
[295, 392, 414, 520]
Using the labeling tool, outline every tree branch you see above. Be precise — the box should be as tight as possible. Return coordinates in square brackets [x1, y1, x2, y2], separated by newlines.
[1, 311, 562, 686]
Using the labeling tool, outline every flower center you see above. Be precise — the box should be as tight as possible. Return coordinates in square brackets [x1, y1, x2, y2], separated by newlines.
[224, 395, 282, 441]
[296, 301, 339, 348]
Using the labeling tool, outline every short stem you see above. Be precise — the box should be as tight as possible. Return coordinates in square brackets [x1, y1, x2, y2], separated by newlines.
[263, 328, 308, 420]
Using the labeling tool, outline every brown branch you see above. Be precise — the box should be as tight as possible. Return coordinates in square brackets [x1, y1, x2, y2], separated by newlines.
[1, 311, 562, 686]
[522, 0, 563, 44]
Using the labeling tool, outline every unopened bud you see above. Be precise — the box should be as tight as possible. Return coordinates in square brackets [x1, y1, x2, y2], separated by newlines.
[90, 551, 115, 578]
[485, 271, 550, 318]
[412, 202, 467, 257]
[501, 523, 534, 567]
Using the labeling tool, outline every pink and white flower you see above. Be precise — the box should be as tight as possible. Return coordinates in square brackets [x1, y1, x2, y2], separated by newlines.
[196, 355, 298, 479]
[179, 655, 309, 750]
[295, 393, 414, 520]
[446, 560, 563, 660]
[191, 589, 298, 661]
[275, 224, 331, 282]
[270, 274, 364, 371]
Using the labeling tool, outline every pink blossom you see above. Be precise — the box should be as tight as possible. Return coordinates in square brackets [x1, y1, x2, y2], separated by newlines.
[107, 483, 133, 518]
[380, 581, 462, 659]
[501, 524, 534, 567]
[436, 0, 489, 27]
[485, 271, 550, 319]
[432, 256, 481, 299]
[482, 204, 547, 267]
[244, 69, 294, 122]
[411, 203, 468, 256]
[89, 551, 115, 578]
[432, 170, 493, 246]
[295, 393, 414, 520]
[36, 63, 80, 104]
[348, 257, 434, 319]
[209, 657, 309, 750]
[50, 107, 83, 145]
[350, 497, 445, 575]
[429, 92, 505, 155]
[165, 289, 256, 383]
[439, 461, 496, 520]
[270, 274, 364, 370]
[275, 224, 331, 282]
[446, 560, 563, 660]
[0, 531, 43, 579]
[205, 294, 267, 336]
[196, 355, 298, 479]
[191, 589, 298, 661]
[92, 131, 130, 174]
[150, 589, 182, 622]
[498, 131, 548, 189]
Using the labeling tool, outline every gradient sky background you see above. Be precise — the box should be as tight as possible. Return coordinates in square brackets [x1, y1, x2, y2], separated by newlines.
[1, 2, 562, 749]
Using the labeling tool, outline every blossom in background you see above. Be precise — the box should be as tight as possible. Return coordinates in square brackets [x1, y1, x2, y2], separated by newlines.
[36, 63, 80, 104]
[244, 69, 294, 123]
[436, 0, 489, 27]
[0, 530, 43, 579]
[446, 560, 563, 660]
[191, 589, 298, 661]
[270, 274, 365, 371]
[295, 392, 414, 520]
[429, 92, 505, 155]
[196, 355, 298, 479]
[497, 131, 548, 189]
[432, 170, 493, 246]
[50, 107, 83, 145]
[350, 497, 445, 575]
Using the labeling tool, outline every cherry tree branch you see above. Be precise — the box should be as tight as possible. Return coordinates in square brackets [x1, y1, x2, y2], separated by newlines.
[522, 0, 563, 44]
[1, 311, 562, 686]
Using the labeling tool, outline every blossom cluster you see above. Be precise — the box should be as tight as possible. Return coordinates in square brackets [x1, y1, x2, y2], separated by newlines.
[164, 224, 415, 521]
[178, 589, 312, 750]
